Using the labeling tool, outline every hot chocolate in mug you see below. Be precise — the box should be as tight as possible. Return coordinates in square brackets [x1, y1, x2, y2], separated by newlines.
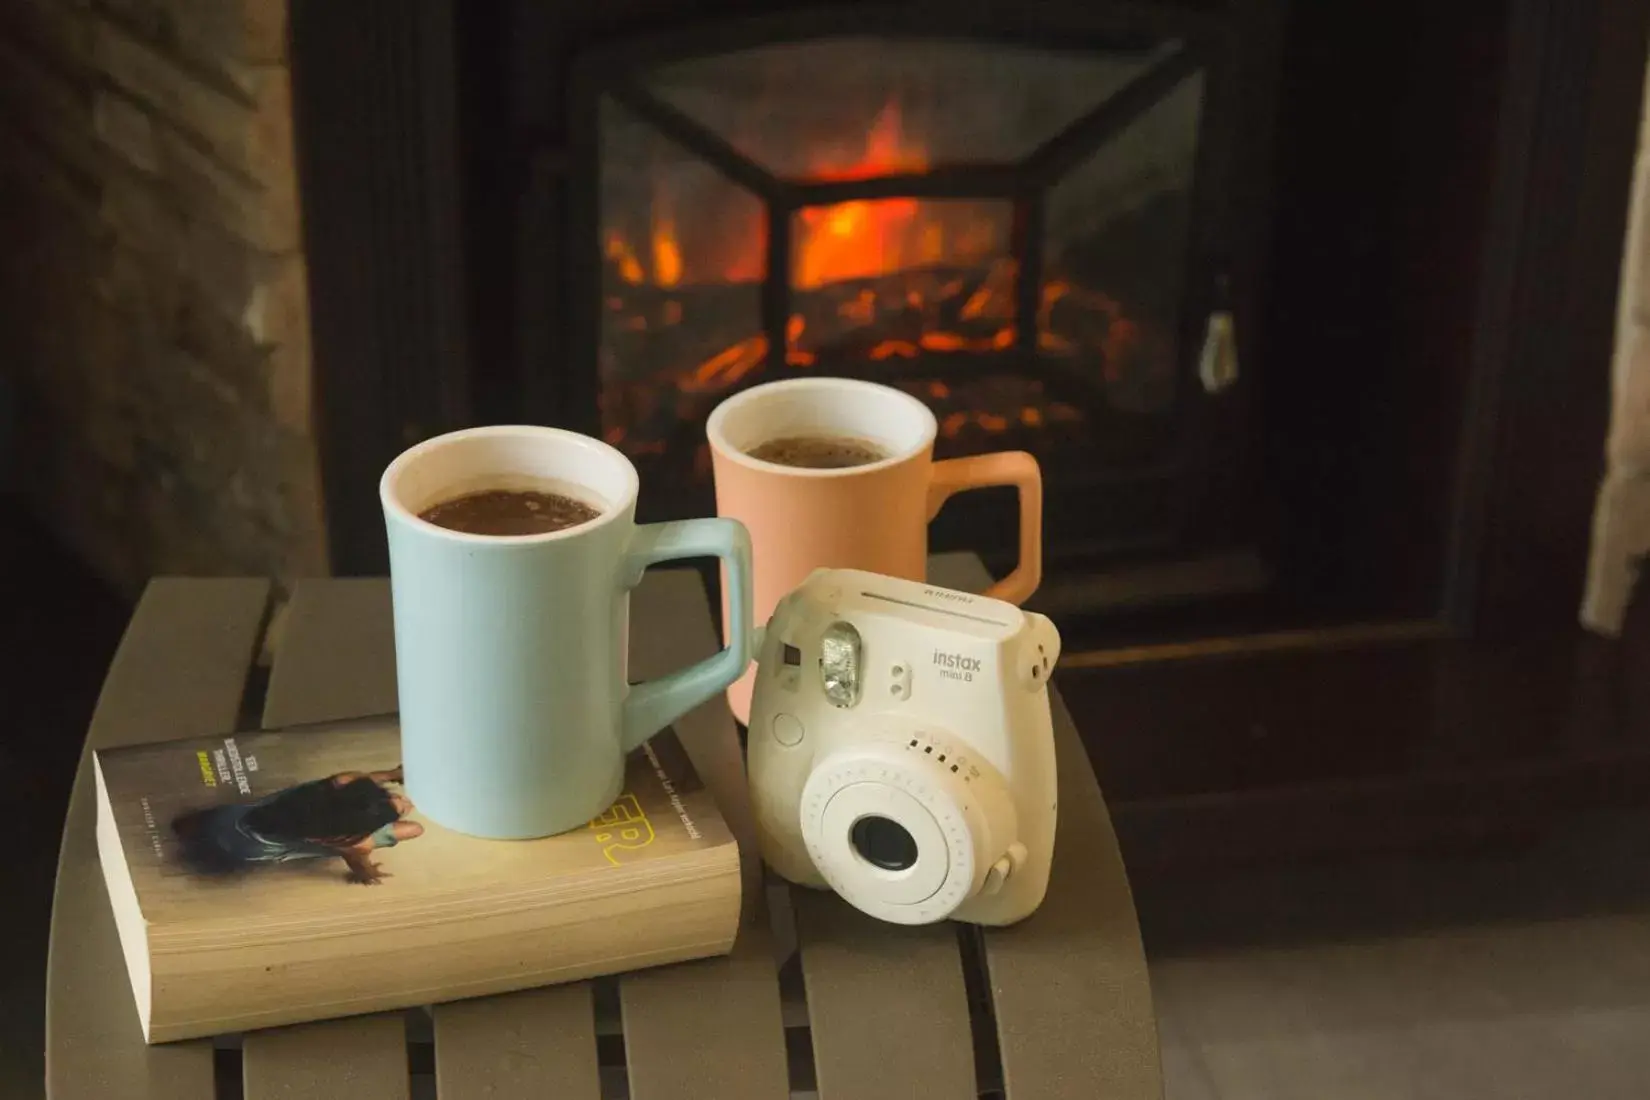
[706, 377, 1043, 724]
[381, 425, 754, 838]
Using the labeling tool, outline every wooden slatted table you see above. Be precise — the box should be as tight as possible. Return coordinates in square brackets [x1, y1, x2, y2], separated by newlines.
[46, 554, 1162, 1100]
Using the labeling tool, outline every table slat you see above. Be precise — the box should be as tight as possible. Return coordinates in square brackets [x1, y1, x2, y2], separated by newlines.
[242, 578, 411, 1099]
[48, 578, 271, 1100]
[261, 579, 398, 725]
[242, 1015, 410, 1100]
[929, 554, 1164, 1100]
[985, 691, 1163, 1099]
[434, 985, 600, 1100]
[620, 567, 790, 1100]
[794, 890, 977, 1100]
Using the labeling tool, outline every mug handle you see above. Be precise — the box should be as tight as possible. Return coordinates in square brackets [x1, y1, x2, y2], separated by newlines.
[619, 517, 754, 752]
[926, 451, 1044, 604]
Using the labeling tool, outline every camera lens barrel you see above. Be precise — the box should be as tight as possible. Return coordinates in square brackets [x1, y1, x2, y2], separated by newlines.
[800, 738, 1015, 925]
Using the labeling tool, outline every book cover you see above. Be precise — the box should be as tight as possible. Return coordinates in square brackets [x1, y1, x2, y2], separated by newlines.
[93, 716, 742, 1040]
[96, 717, 732, 925]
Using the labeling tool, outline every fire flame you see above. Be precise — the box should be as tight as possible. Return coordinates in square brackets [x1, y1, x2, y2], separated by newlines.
[652, 218, 682, 288]
[795, 103, 928, 289]
[601, 97, 1163, 447]
[614, 100, 998, 292]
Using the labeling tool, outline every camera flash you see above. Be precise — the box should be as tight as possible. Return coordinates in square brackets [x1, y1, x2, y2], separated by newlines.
[820, 621, 863, 708]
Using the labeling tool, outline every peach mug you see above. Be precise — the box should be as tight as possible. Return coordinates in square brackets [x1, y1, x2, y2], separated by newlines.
[706, 376, 1043, 723]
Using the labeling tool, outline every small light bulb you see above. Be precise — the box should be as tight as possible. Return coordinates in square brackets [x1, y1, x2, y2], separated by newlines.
[819, 621, 862, 708]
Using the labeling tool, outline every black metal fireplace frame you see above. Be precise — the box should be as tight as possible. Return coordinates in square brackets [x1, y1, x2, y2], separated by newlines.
[563, 21, 1216, 425]
[558, 9, 1261, 574]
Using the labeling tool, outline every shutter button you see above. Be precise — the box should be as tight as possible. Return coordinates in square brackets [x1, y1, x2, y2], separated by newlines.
[981, 842, 1028, 895]
[772, 713, 804, 748]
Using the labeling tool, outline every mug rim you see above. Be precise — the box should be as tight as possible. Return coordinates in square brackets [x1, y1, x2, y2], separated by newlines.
[380, 424, 638, 546]
[705, 376, 938, 479]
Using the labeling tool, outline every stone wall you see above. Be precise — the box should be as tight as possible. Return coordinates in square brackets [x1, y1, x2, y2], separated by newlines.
[0, 0, 326, 597]
[1583, 54, 1650, 635]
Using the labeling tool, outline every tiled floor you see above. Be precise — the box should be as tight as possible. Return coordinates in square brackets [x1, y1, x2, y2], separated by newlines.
[6, 501, 1650, 1099]
[1141, 811, 1650, 1099]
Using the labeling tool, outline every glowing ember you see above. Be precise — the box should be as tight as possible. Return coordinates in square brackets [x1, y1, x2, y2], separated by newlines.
[683, 336, 767, 393]
[605, 232, 644, 285]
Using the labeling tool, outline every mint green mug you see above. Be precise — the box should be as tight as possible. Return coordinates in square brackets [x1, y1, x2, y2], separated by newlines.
[380, 425, 753, 838]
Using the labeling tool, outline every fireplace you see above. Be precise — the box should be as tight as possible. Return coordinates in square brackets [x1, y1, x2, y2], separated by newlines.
[544, 6, 1276, 627]
[573, 30, 1219, 575]
[292, 0, 1641, 645]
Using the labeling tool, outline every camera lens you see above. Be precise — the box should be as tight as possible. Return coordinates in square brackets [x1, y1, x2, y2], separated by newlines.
[850, 815, 919, 871]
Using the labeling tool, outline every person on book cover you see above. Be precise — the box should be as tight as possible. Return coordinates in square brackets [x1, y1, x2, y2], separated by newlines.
[169, 766, 423, 885]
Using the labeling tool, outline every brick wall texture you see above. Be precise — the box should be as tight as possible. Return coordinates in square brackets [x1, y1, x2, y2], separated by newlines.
[0, 0, 326, 595]
[1584, 55, 1650, 634]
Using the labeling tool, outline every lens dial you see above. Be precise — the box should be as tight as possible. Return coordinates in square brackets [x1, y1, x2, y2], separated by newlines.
[799, 727, 1016, 925]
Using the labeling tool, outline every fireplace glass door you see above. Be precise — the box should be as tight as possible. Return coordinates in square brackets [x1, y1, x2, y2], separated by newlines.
[574, 28, 1234, 575]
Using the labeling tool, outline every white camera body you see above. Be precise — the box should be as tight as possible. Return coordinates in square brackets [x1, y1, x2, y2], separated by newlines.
[748, 568, 1060, 926]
